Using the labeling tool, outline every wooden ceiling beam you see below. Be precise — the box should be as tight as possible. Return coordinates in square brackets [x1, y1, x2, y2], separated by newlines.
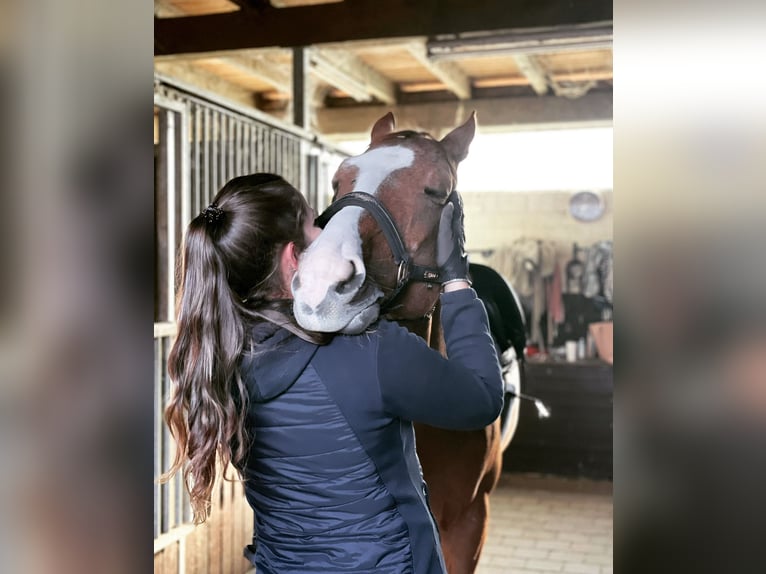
[271, 0, 345, 6]
[154, 47, 286, 63]
[513, 54, 549, 95]
[155, 0, 612, 56]
[426, 23, 613, 60]
[406, 42, 471, 100]
[314, 91, 613, 139]
[227, 0, 271, 10]
[472, 69, 612, 89]
[310, 48, 396, 104]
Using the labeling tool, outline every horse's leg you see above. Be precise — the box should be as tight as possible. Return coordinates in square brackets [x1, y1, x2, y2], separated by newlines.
[416, 421, 503, 574]
[441, 493, 490, 573]
[442, 444, 503, 574]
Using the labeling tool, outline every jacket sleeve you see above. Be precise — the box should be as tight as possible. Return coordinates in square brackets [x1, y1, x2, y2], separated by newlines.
[376, 288, 504, 429]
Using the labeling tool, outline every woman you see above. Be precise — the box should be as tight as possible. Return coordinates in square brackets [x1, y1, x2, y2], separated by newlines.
[163, 173, 503, 574]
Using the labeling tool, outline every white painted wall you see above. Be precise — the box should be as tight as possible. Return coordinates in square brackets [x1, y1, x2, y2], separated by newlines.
[462, 190, 613, 265]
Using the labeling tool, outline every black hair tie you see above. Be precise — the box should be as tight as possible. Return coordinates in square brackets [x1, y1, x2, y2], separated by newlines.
[202, 204, 225, 225]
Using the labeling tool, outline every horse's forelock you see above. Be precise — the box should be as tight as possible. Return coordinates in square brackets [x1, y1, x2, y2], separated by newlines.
[394, 130, 433, 140]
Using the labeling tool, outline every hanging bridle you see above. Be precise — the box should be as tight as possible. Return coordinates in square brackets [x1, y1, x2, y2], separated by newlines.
[314, 191, 443, 313]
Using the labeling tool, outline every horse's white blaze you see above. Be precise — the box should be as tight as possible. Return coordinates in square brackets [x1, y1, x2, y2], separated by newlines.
[292, 145, 414, 333]
[345, 146, 414, 195]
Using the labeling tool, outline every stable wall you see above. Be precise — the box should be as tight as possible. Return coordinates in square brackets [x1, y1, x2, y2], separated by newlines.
[462, 190, 613, 264]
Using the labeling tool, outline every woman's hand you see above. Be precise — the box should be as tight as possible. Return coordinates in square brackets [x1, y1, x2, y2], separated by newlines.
[436, 192, 471, 291]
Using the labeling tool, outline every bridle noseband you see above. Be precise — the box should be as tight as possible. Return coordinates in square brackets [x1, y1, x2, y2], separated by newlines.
[314, 191, 442, 313]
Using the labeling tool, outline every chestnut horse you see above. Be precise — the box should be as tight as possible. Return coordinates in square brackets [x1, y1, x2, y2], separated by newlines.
[292, 113, 511, 573]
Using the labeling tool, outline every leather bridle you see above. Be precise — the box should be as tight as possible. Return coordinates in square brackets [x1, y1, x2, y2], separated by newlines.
[314, 191, 443, 313]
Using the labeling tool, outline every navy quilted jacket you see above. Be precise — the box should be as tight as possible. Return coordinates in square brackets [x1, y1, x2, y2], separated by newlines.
[240, 288, 503, 573]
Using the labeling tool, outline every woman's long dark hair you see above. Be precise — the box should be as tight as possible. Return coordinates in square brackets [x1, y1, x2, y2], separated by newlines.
[161, 173, 321, 523]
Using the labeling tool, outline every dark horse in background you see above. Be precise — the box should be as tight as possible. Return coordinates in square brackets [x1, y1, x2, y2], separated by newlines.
[290, 113, 526, 573]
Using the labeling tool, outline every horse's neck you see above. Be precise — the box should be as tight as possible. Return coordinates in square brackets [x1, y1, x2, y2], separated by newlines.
[394, 301, 446, 356]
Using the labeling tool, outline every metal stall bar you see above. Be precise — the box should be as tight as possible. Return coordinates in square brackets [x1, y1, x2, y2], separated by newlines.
[257, 126, 266, 172]
[219, 111, 228, 188]
[177, 102, 191, 247]
[251, 125, 258, 172]
[203, 107, 211, 206]
[228, 114, 235, 182]
[235, 119, 244, 177]
[211, 110, 219, 197]
[192, 104, 201, 216]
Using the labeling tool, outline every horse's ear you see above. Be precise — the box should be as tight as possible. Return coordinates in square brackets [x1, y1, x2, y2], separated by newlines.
[440, 111, 476, 164]
[370, 112, 396, 143]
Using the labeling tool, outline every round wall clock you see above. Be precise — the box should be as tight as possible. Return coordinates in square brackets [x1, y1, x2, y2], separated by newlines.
[569, 191, 605, 222]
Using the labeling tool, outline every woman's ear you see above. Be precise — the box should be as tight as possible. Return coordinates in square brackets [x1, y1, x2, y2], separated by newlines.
[285, 241, 299, 271]
[279, 241, 301, 297]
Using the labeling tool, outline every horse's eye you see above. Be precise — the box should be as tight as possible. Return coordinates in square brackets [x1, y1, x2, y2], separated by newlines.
[424, 187, 448, 200]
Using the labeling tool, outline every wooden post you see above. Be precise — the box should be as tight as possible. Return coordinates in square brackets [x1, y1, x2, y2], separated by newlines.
[292, 46, 309, 130]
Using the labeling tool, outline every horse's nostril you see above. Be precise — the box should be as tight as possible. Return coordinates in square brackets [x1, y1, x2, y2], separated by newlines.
[337, 274, 359, 295]
[299, 303, 314, 316]
[336, 259, 365, 295]
[332, 259, 359, 294]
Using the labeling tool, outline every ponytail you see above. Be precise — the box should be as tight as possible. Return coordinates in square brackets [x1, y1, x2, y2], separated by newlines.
[163, 219, 250, 523]
[161, 174, 330, 524]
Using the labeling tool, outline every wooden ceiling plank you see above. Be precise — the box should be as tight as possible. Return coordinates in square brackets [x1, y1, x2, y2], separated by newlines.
[154, 0, 185, 18]
[400, 82, 452, 93]
[193, 59, 273, 91]
[310, 48, 396, 104]
[512, 54, 549, 95]
[406, 42, 471, 100]
[472, 77, 532, 88]
[218, 55, 292, 92]
[554, 70, 612, 82]
[157, 0, 241, 17]
[154, 60, 256, 108]
[155, 0, 613, 55]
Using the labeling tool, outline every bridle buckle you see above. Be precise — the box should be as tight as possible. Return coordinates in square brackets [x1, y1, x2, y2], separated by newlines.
[396, 260, 409, 286]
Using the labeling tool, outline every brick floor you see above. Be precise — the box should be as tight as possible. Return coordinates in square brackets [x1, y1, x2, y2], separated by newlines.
[477, 473, 613, 574]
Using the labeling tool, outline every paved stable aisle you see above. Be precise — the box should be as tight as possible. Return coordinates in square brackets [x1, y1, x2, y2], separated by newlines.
[477, 474, 613, 574]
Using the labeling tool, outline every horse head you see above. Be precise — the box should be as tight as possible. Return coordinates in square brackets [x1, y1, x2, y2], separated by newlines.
[292, 112, 476, 333]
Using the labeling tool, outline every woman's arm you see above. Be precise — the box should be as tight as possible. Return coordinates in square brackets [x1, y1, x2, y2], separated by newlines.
[376, 288, 503, 429]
